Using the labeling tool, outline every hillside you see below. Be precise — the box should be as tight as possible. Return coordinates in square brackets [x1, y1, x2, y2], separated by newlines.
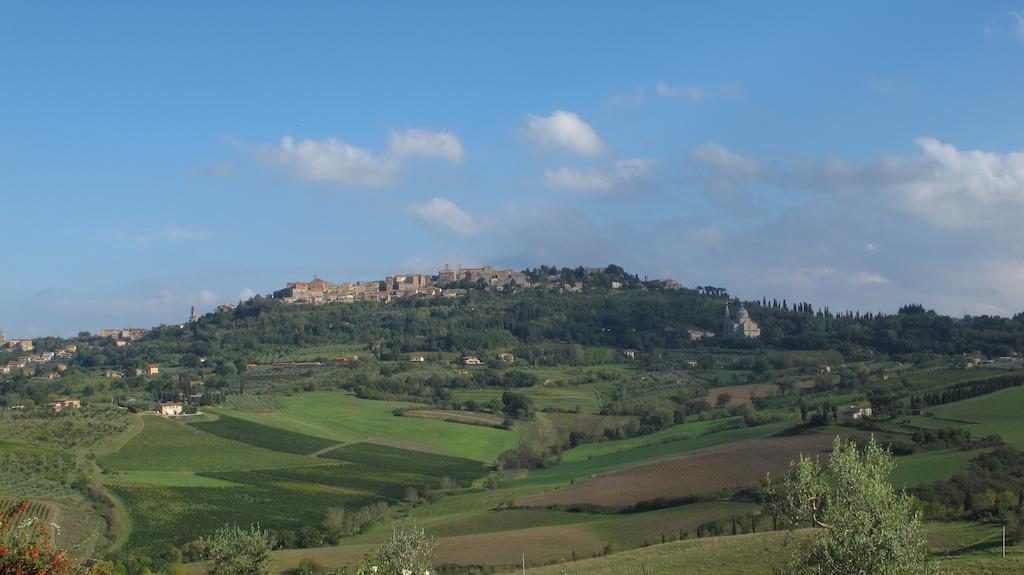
[2, 276, 1024, 574]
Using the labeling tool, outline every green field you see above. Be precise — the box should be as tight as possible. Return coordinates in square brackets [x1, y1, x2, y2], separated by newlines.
[103, 471, 241, 487]
[520, 417, 796, 488]
[891, 448, 987, 487]
[498, 521, 1018, 575]
[320, 443, 488, 483]
[929, 386, 1024, 447]
[191, 413, 339, 454]
[250, 463, 434, 500]
[97, 416, 314, 473]
[212, 392, 517, 462]
[110, 479, 380, 554]
[454, 383, 609, 414]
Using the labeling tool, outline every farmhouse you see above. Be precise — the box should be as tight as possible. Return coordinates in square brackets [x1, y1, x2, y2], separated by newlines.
[409, 355, 426, 363]
[336, 355, 359, 364]
[498, 352, 515, 364]
[50, 398, 81, 412]
[158, 402, 183, 417]
[463, 356, 482, 366]
[146, 365, 160, 375]
[844, 404, 873, 420]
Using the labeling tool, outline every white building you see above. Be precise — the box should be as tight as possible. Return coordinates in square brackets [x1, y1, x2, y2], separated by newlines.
[722, 304, 761, 338]
[158, 402, 183, 416]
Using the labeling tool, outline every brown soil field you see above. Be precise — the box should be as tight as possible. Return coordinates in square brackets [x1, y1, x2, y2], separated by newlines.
[403, 409, 506, 428]
[515, 433, 838, 509]
[707, 384, 779, 407]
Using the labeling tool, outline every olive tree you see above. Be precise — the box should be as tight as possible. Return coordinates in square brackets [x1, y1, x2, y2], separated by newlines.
[201, 524, 276, 575]
[357, 524, 436, 575]
[765, 436, 933, 575]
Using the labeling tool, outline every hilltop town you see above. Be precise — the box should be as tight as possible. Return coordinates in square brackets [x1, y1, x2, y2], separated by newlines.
[273, 264, 530, 304]
[271, 263, 679, 305]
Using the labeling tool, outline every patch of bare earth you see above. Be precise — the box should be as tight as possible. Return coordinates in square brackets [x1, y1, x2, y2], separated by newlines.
[516, 433, 837, 509]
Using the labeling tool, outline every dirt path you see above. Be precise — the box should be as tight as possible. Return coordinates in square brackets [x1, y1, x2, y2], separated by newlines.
[84, 413, 145, 554]
[310, 443, 346, 457]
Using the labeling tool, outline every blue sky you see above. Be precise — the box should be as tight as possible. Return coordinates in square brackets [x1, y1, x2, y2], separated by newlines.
[2, 2, 1024, 337]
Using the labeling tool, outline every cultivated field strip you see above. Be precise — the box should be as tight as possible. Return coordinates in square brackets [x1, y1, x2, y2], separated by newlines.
[516, 433, 838, 509]
[320, 443, 489, 483]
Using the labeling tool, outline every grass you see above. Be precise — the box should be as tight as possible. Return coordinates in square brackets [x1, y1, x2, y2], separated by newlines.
[225, 463, 434, 500]
[517, 417, 796, 488]
[97, 415, 314, 472]
[891, 448, 987, 487]
[929, 386, 1024, 447]
[190, 413, 339, 454]
[453, 384, 608, 414]
[212, 391, 517, 462]
[102, 471, 241, 487]
[110, 480, 380, 555]
[707, 384, 779, 407]
[491, 520, 1018, 575]
[320, 443, 488, 483]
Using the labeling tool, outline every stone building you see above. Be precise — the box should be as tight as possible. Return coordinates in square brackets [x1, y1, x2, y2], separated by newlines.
[722, 303, 761, 338]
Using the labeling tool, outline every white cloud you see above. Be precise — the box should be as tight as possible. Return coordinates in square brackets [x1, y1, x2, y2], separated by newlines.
[252, 128, 464, 188]
[388, 128, 464, 163]
[237, 288, 257, 301]
[544, 167, 613, 192]
[851, 271, 890, 286]
[655, 81, 704, 101]
[886, 138, 1024, 229]
[690, 143, 764, 179]
[523, 111, 608, 156]
[256, 136, 398, 187]
[865, 242, 877, 252]
[1013, 12, 1024, 40]
[689, 138, 1024, 230]
[543, 159, 653, 195]
[406, 198, 479, 236]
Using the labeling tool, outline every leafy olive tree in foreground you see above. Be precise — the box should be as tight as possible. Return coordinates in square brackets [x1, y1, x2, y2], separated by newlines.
[201, 524, 275, 575]
[766, 436, 933, 575]
[356, 524, 436, 575]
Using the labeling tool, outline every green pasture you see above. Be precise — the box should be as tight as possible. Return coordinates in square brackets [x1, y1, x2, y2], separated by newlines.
[929, 385, 1024, 446]
[110, 480, 380, 555]
[103, 471, 241, 487]
[191, 413, 339, 454]
[516, 417, 796, 488]
[499, 520, 1016, 575]
[320, 443, 488, 483]
[97, 415, 313, 472]
[891, 448, 987, 487]
[213, 392, 517, 462]
[904, 368, 1004, 390]
[454, 383, 610, 414]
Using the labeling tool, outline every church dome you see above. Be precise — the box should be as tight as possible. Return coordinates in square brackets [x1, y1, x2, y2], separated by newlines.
[737, 305, 750, 319]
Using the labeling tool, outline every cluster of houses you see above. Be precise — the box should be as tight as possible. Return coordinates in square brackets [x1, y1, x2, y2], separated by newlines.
[98, 327, 151, 341]
[273, 265, 530, 305]
[101, 364, 160, 379]
[1, 343, 77, 377]
[50, 397, 81, 412]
